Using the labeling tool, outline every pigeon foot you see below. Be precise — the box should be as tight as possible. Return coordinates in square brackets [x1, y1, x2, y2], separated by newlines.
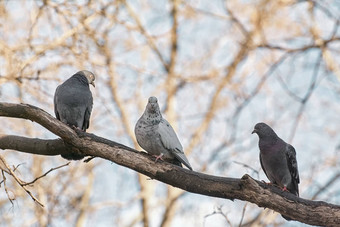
[154, 154, 164, 162]
[282, 186, 289, 192]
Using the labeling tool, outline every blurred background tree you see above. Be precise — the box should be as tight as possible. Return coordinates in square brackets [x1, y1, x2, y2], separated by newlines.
[0, 0, 340, 226]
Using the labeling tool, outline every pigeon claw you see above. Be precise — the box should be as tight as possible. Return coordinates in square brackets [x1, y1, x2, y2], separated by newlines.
[71, 125, 81, 131]
[154, 154, 164, 162]
[282, 186, 289, 192]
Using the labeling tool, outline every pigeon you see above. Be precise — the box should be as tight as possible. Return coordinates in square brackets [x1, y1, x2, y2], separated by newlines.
[54, 70, 95, 160]
[252, 122, 300, 196]
[135, 96, 192, 170]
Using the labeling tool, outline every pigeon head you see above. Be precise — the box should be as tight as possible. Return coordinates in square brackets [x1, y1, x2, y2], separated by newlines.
[252, 122, 278, 139]
[142, 96, 162, 124]
[79, 70, 96, 87]
[146, 96, 160, 114]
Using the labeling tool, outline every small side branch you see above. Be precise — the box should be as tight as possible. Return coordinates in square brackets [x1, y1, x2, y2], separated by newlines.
[0, 155, 44, 207]
[22, 162, 70, 186]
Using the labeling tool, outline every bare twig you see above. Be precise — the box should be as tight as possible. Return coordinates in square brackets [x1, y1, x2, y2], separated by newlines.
[22, 162, 70, 186]
[123, 0, 169, 71]
[0, 155, 44, 207]
[289, 52, 322, 142]
[233, 161, 259, 179]
[312, 172, 340, 200]
[204, 205, 232, 227]
[238, 203, 248, 227]
[1, 170, 14, 206]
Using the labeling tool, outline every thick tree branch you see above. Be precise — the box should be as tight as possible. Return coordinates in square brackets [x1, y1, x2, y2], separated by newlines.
[0, 135, 66, 156]
[0, 102, 340, 226]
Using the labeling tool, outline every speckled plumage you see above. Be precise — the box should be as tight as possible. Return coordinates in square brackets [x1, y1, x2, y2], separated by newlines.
[135, 97, 192, 170]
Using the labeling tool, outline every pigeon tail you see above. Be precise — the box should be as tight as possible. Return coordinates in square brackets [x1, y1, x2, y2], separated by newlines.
[169, 158, 183, 167]
[172, 152, 192, 170]
[288, 185, 299, 197]
[61, 142, 85, 160]
[61, 153, 85, 160]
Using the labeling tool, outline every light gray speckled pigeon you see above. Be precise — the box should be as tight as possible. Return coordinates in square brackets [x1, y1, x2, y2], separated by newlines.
[54, 70, 95, 160]
[252, 122, 300, 196]
[135, 96, 192, 170]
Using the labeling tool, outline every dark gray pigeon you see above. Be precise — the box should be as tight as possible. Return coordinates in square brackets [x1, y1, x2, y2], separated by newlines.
[252, 122, 300, 196]
[54, 70, 95, 160]
[135, 96, 192, 170]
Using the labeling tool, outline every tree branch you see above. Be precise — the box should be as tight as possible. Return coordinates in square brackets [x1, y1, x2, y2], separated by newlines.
[0, 135, 67, 156]
[0, 155, 44, 207]
[0, 102, 340, 226]
[22, 162, 70, 186]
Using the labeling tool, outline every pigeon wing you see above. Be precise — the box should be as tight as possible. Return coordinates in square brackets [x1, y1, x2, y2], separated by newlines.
[82, 92, 93, 131]
[54, 86, 61, 120]
[158, 119, 192, 170]
[285, 144, 300, 195]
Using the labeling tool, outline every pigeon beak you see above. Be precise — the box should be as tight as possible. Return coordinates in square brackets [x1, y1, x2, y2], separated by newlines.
[91, 81, 95, 88]
[251, 129, 257, 134]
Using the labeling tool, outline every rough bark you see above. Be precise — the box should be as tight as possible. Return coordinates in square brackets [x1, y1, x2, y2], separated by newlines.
[0, 102, 340, 226]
